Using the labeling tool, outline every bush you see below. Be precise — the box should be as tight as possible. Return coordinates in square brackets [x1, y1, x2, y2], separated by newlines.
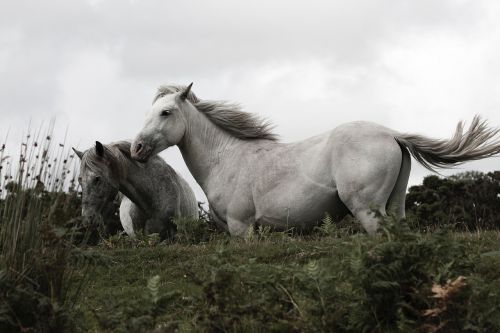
[406, 171, 500, 231]
[173, 216, 212, 244]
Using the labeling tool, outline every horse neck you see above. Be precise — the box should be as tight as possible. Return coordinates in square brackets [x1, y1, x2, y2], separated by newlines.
[178, 108, 240, 189]
[115, 157, 155, 213]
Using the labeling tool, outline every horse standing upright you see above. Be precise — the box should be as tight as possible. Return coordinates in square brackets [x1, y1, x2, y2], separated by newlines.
[130, 84, 500, 235]
[74, 141, 198, 238]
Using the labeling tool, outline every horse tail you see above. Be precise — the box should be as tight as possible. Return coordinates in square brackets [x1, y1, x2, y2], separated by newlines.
[395, 115, 500, 172]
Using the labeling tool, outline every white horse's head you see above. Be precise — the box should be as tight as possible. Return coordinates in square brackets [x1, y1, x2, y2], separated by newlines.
[131, 83, 193, 162]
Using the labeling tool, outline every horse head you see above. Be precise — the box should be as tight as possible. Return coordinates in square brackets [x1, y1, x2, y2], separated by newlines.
[74, 141, 120, 228]
[131, 83, 194, 162]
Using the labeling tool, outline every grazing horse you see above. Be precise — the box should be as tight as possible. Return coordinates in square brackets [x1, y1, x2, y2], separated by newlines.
[74, 141, 198, 238]
[130, 84, 500, 235]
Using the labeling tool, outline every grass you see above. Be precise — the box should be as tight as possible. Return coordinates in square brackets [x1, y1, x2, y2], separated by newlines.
[2, 125, 500, 332]
[72, 218, 500, 333]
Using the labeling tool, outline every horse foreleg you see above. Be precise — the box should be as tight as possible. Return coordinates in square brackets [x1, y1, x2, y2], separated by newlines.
[227, 217, 253, 237]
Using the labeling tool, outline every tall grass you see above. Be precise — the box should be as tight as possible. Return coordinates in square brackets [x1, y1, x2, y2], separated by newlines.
[0, 123, 92, 332]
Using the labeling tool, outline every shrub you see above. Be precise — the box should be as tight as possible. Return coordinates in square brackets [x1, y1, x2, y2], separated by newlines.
[406, 171, 500, 231]
[173, 216, 216, 244]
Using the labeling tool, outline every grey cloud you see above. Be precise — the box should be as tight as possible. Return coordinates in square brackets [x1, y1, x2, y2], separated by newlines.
[1, 0, 485, 84]
[0, 0, 499, 200]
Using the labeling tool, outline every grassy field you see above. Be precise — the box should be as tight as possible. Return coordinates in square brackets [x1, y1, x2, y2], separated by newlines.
[1, 130, 499, 332]
[72, 220, 500, 333]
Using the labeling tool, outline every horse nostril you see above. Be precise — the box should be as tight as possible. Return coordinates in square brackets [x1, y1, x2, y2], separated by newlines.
[135, 143, 143, 154]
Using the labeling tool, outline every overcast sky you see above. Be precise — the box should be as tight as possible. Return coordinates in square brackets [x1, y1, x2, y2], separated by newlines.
[1, 0, 500, 202]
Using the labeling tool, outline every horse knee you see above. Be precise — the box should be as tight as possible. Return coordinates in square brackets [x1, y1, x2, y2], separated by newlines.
[227, 218, 251, 237]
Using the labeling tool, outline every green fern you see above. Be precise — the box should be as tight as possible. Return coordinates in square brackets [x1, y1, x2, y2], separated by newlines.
[147, 275, 161, 304]
[316, 213, 337, 236]
[304, 260, 321, 280]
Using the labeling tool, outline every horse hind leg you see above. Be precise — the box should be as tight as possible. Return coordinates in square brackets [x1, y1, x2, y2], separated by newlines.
[340, 187, 393, 235]
[337, 144, 402, 235]
[352, 208, 385, 234]
[386, 145, 411, 220]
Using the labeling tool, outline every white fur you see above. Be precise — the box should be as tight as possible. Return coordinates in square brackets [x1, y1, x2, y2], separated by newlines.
[132, 86, 500, 235]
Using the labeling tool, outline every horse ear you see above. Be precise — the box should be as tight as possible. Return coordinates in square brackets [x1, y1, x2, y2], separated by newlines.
[95, 141, 104, 157]
[180, 82, 193, 101]
[72, 148, 84, 159]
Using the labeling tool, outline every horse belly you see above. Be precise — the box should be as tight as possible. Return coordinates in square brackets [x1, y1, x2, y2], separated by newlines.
[254, 182, 348, 229]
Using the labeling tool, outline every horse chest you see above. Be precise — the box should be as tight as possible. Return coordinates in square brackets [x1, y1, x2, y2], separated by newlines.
[205, 178, 255, 222]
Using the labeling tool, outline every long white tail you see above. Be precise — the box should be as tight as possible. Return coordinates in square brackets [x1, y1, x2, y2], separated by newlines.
[395, 115, 500, 172]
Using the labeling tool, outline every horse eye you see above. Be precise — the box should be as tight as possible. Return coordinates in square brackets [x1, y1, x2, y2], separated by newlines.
[94, 176, 101, 183]
[160, 110, 171, 117]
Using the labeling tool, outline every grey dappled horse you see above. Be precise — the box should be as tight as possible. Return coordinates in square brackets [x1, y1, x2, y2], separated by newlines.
[74, 141, 198, 238]
[131, 84, 500, 235]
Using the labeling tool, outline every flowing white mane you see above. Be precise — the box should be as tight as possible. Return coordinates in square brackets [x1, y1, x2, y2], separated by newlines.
[155, 85, 278, 141]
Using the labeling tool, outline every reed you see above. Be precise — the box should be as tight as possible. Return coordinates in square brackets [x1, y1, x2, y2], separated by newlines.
[0, 123, 90, 332]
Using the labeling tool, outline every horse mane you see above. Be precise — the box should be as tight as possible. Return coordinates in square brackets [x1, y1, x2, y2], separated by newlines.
[155, 85, 278, 141]
[81, 141, 133, 179]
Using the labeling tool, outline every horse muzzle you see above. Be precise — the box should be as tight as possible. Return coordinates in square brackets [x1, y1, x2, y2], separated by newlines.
[131, 140, 153, 162]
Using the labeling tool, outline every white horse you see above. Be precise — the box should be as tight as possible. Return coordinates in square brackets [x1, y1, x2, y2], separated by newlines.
[131, 84, 500, 235]
[74, 141, 198, 239]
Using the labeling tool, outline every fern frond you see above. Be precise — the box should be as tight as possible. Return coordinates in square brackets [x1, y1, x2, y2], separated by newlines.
[147, 275, 161, 304]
